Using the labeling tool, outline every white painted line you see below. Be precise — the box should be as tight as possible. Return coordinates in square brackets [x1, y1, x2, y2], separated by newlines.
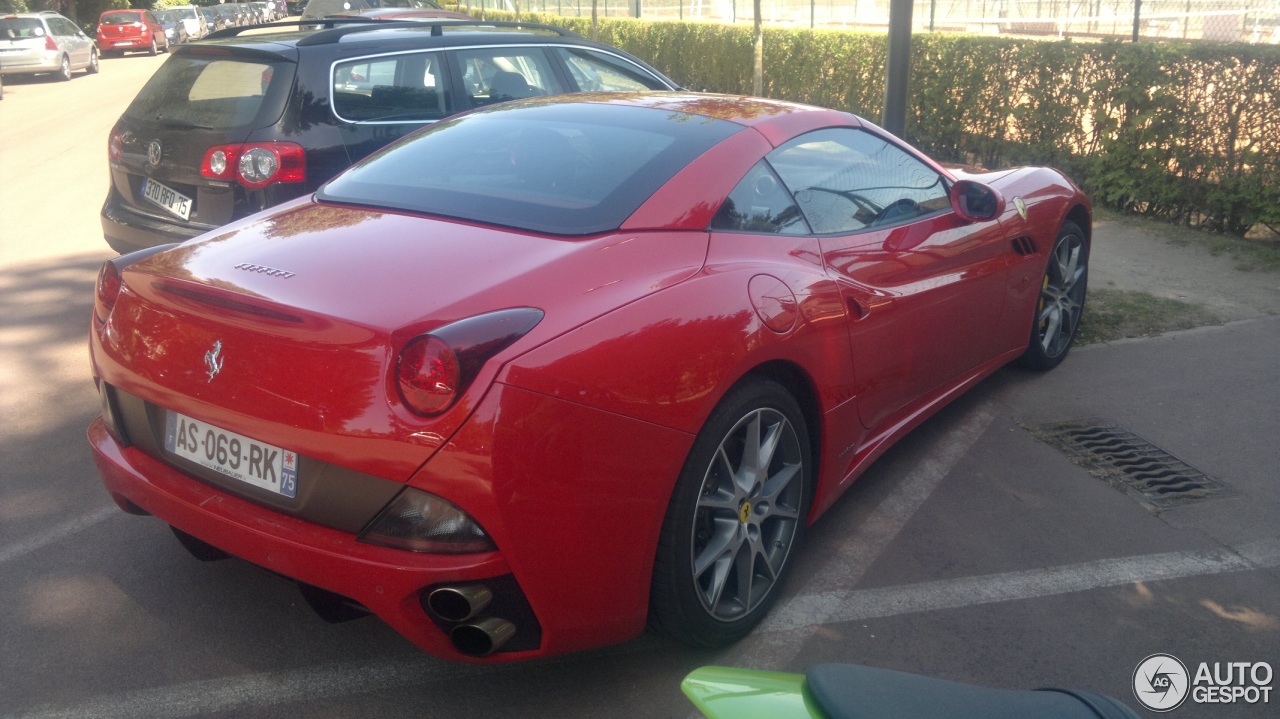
[728, 402, 998, 667]
[764, 539, 1280, 632]
[0, 505, 116, 565]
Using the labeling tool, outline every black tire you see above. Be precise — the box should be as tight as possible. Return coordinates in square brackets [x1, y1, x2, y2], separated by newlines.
[649, 378, 811, 648]
[1018, 220, 1088, 371]
[87, 49, 99, 75]
[148, 37, 158, 56]
[56, 55, 71, 82]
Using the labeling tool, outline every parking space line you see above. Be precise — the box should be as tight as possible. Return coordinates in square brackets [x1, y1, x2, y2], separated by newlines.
[763, 538, 1280, 631]
[725, 402, 999, 670]
[0, 506, 116, 566]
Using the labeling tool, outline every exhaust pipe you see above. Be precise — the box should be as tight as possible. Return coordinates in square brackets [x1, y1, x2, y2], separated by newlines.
[451, 617, 517, 657]
[427, 584, 493, 623]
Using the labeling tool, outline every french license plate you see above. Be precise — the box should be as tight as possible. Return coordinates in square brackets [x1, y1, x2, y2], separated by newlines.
[164, 412, 299, 498]
[141, 177, 193, 220]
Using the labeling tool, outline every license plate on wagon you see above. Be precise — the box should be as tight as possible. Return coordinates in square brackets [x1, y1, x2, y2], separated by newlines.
[164, 412, 299, 498]
[141, 177, 193, 220]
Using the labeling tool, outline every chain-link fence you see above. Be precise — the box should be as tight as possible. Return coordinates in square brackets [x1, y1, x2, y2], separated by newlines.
[472, 0, 1280, 43]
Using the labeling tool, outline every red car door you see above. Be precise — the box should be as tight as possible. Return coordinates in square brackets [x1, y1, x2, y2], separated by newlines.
[766, 127, 1012, 431]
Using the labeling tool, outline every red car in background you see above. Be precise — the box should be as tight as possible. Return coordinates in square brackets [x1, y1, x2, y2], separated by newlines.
[96, 9, 168, 57]
[89, 93, 1091, 663]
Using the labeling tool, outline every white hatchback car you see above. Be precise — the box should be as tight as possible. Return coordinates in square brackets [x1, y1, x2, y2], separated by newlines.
[0, 11, 98, 81]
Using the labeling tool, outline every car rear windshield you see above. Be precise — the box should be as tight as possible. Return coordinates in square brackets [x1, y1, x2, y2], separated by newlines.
[1, 18, 46, 38]
[100, 12, 142, 25]
[318, 102, 740, 235]
[123, 52, 293, 130]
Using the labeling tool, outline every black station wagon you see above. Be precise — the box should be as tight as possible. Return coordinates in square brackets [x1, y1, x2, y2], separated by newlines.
[100, 19, 679, 253]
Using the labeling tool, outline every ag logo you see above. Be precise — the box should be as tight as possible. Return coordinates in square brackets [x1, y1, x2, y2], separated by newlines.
[1134, 653, 1190, 712]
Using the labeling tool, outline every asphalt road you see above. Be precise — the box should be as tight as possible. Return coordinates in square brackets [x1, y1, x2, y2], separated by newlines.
[1, 50, 1277, 718]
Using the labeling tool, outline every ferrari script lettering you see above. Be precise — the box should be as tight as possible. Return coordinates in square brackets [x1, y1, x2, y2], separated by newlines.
[234, 263, 295, 279]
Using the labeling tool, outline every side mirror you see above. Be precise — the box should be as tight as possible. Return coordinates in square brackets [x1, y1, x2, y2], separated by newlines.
[949, 180, 1005, 222]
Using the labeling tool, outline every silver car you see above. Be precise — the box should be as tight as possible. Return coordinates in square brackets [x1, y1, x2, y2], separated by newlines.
[168, 6, 211, 40]
[0, 11, 98, 81]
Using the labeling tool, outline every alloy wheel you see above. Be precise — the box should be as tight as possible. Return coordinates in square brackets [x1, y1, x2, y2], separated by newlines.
[1036, 229, 1087, 359]
[689, 407, 804, 620]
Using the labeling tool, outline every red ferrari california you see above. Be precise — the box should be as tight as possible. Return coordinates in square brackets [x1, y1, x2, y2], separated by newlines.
[89, 93, 1090, 662]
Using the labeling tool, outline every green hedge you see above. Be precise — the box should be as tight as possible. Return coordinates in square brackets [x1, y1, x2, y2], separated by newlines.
[483, 11, 1279, 235]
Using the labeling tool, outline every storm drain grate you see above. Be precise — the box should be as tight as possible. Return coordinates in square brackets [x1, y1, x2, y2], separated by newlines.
[1030, 418, 1233, 511]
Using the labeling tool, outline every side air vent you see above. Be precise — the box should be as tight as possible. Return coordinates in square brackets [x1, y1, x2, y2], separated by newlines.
[1011, 236, 1038, 256]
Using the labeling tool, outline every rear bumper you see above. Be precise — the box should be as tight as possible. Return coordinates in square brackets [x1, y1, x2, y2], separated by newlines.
[0, 51, 60, 75]
[101, 185, 208, 253]
[88, 419, 525, 663]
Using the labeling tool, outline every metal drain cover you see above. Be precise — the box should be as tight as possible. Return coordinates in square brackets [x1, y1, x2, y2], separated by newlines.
[1030, 418, 1233, 511]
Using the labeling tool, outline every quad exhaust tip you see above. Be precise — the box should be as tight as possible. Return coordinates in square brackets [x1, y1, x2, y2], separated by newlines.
[451, 617, 517, 657]
[427, 584, 493, 623]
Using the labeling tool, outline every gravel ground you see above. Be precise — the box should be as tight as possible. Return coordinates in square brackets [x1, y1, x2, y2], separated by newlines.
[1089, 217, 1280, 323]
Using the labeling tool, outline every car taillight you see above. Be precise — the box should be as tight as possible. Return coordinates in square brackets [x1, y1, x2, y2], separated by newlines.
[108, 130, 123, 163]
[398, 336, 459, 416]
[201, 142, 305, 189]
[44, 35, 57, 51]
[94, 244, 179, 325]
[94, 261, 122, 324]
[395, 308, 544, 417]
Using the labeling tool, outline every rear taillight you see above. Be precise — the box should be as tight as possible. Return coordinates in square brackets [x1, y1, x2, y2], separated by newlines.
[44, 35, 57, 51]
[396, 308, 544, 417]
[93, 244, 179, 325]
[201, 142, 305, 189]
[398, 336, 459, 416]
[108, 130, 123, 163]
[94, 261, 122, 325]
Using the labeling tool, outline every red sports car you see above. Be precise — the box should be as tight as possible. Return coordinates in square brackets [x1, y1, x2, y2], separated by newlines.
[89, 93, 1090, 662]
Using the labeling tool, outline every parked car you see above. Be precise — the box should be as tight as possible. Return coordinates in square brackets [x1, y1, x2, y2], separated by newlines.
[89, 92, 1091, 662]
[200, 7, 225, 33]
[96, 9, 169, 57]
[100, 19, 678, 254]
[153, 10, 190, 47]
[332, 6, 472, 22]
[303, 0, 466, 23]
[212, 4, 242, 28]
[168, 6, 210, 41]
[0, 11, 98, 81]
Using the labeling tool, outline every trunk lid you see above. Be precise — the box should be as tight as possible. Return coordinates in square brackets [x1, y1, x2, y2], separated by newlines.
[98, 200, 708, 479]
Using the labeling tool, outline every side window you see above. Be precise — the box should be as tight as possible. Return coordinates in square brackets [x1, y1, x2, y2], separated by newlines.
[453, 48, 564, 106]
[768, 128, 950, 235]
[711, 160, 810, 235]
[332, 51, 451, 123]
[552, 47, 668, 92]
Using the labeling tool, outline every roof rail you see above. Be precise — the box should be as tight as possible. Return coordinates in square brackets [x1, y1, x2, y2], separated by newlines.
[203, 17, 581, 46]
